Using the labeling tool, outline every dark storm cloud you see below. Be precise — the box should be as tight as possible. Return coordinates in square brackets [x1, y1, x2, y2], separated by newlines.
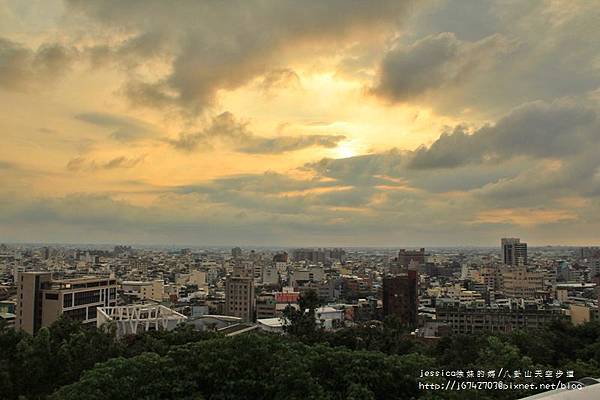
[65, 0, 413, 113]
[409, 100, 597, 169]
[86, 31, 170, 68]
[167, 112, 346, 154]
[371, 32, 513, 102]
[373, 1, 600, 115]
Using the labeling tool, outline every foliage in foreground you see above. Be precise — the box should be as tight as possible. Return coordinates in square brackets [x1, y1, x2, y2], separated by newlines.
[0, 314, 599, 400]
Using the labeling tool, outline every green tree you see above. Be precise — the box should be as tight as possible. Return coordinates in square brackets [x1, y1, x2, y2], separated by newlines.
[282, 289, 321, 339]
[51, 353, 202, 400]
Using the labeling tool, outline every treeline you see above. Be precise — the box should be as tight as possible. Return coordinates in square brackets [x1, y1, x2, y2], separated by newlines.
[1, 316, 599, 399]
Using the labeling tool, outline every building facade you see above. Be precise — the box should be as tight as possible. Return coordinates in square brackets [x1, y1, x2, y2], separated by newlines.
[16, 272, 118, 334]
[501, 238, 528, 266]
[397, 248, 426, 267]
[436, 300, 563, 334]
[501, 266, 545, 298]
[382, 270, 418, 327]
[225, 274, 255, 322]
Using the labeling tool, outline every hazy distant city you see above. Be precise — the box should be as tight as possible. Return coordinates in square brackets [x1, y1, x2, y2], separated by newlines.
[3, 238, 599, 336]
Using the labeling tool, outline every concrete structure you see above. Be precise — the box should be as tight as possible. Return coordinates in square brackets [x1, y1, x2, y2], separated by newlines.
[256, 306, 343, 333]
[570, 304, 599, 326]
[397, 248, 426, 267]
[97, 304, 187, 338]
[479, 266, 502, 290]
[122, 280, 164, 301]
[16, 272, 117, 334]
[217, 323, 259, 336]
[501, 266, 545, 298]
[502, 238, 528, 266]
[288, 267, 325, 286]
[189, 270, 208, 288]
[0, 311, 15, 329]
[231, 247, 242, 259]
[382, 270, 418, 327]
[436, 299, 564, 334]
[315, 306, 344, 330]
[187, 315, 242, 331]
[256, 294, 277, 319]
[291, 248, 345, 263]
[257, 317, 286, 333]
[225, 273, 255, 322]
[261, 265, 279, 285]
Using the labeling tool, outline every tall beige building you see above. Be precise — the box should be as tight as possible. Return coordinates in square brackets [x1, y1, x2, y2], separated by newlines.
[501, 266, 545, 298]
[16, 272, 118, 334]
[225, 268, 255, 322]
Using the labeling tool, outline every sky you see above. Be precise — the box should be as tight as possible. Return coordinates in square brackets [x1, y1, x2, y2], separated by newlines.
[1, 0, 599, 247]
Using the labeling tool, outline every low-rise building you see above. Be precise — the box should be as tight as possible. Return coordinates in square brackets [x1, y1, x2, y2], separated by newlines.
[436, 299, 564, 334]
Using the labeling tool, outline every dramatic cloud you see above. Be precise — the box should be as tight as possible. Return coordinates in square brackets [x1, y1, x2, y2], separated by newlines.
[257, 68, 302, 93]
[373, 0, 600, 115]
[371, 32, 514, 102]
[167, 112, 346, 154]
[2, 0, 600, 246]
[0, 37, 75, 91]
[65, 0, 412, 113]
[409, 100, 598, 169]
[301, 99, 600, 219]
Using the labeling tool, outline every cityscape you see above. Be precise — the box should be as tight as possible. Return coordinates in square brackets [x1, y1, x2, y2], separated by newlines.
[2, 0, 600, 399]
[2, 239, 600, 337]
[1, 239, 600, 398]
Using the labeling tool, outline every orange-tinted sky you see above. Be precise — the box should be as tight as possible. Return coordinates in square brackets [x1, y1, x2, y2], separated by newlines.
[1, 0, 600, 246]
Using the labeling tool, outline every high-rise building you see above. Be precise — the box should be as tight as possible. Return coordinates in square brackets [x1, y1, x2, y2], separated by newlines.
[16, 272, 118, 334]
[273, 252, 288, 263]
[231, 247, 242, 259]
[397, 248, 426, 267]
[382, 270, 418, 327]
[580, 247, 600, 259]
[225, 269, 255, 322]
[291, 248, 346, 263]
[501, 238, 528, 266]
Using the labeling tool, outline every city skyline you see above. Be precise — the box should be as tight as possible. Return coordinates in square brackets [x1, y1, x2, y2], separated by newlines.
[2, 0, 600, 246]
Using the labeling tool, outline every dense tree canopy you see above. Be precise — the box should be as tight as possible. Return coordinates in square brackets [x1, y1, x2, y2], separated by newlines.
[0, 316, 599, 400]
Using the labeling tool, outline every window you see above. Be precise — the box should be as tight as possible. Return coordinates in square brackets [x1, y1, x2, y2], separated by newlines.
[87, 306, 97, 320]
[63, 293, 73, 308]
[45, 293, 58, 300]
[74, 290, 100, 306]
[63, 308, 87, 321]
